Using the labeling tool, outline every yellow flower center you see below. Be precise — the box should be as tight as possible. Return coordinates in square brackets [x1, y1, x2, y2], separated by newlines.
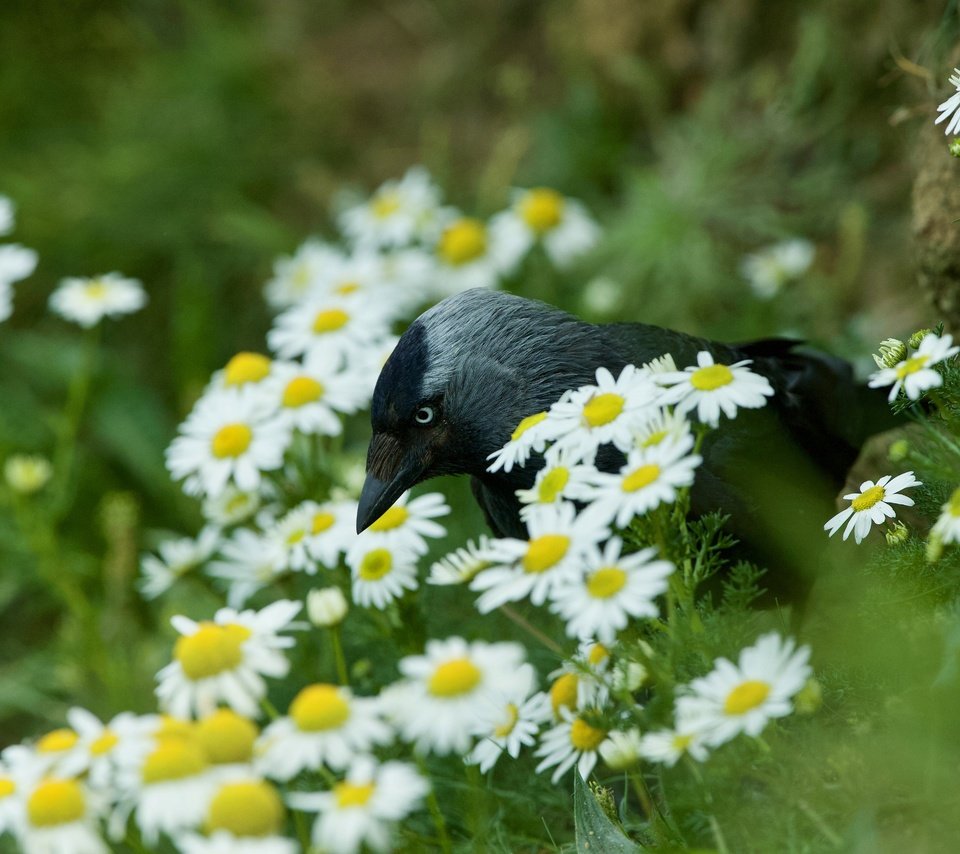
[335, 781, 376, 808]
[84, 279, 107, 299]
[851, 485, 885, 512]
[723, 680, 771, 715]
[142, 736, 208, 783]
[372, 191, 401, 219]
[282, 376, 324, 408]
[895, 354, 930, 379]
[428, 657, 482, 697]
[511, 411, 548, 441]
[312, 308, 350, 334]
[358, 549, 394, 580]
[36, 728, 79, 754]
[369, 505, 409, 532]
[438, 218, 487, 266]
[690, 363, 734, 391]
[523, 534, 570, 573]
[291, 264, 311, 289]
[948, 487, 960, 518]
[0, 778, 15, 799]
[519, 188, 565, 234]
[27, 779, 85, 828]
[671, 733, 693, 752]
[537, 467, 569, 503]
[90, 730, 119, 756]
[174, 622, 252, 680]
[224, 352, 271, 387]
[570, 717, 607, 752]
[335, 280, 361, 296]
[550, 673, 579, 717]
[312, 511, 336, 533]
[196, 709, 258, 764]
[588, 643, 610, 666]
[641, 429, 668, 447]
[494, 703, 520, 738]
[290, 684, 351, 731]
[582, 392, 624, 428]
[622, 463, 661, 493]
[207, 781, 284, 837]
[286, 527, 306, 546]
[586, 567, 627, 599]
[211, 423, 253, 459]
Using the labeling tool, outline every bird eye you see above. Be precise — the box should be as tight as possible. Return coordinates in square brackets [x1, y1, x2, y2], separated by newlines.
[414, 405, 435, 426]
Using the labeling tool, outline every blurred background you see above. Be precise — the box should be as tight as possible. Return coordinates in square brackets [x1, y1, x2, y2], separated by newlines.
[0, 0, 955, 777]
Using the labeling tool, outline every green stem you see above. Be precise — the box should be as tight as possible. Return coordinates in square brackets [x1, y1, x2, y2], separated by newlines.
[260, 697, 281, 721]
[418, 757, 452, 853]
[499, 604, 564, 655]
[291, 806, 312, 851]
[329, 625, 349, 686]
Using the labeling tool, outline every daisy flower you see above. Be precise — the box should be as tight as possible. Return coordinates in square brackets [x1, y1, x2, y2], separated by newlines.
[534, 708, 608, 783]
[466, 669, 551, 773]
[288, 756, 428, 854]
[581, 435, 702, 529]
[338, 166, 444, 249]
[633, 406, 692, 449]
[166, 388, 291, 498]
[346, 542, 420, 610]
[824, 471, 922, 545]
[267, 294, 390, 362]
[655, 351, 774, 428]
[202, 485, 262, 528]
[430, 215, 516, 294]
[177, 778, 295, 854]
[262, 500, 352, 575]
[516, 448, 599, 520]
[0, 760, 22, 838]
[155, 600, 301, 719]
[547, 364, 662, 460]
[356, 490, 450, 556]
[675, 633, 812, 748]
[427, 536, 492, 585]
[65, 708, 158, 791]
[390, 637, 531, 755]
[550, 641, 614, 711]
[548, 539, 674, 643]
[739, 238, 815, 299]
[208, 352, 275, 393]
[469, 502, 609, 613]
[489, 187, 600, 269]
[936, 68, 960, 136]
[206, 528, 285, 608]
[4, 725, 90, 780]
[306, 586, 349, 627]
[638, 726, 709, 766]
[194, 708, 260, 776]
[597, 728, 644, 770]
[867, 332, 959, 401]
[139, 526, 221, 600]
[263, 238, 344, 309]
[0, 243, 38, 322]
[932, 486, 960, 545]
[486, 408, 563, 474]
[256, 683, 392, 779]
[16, 776, 108, 854]
[48, 272, 146, 327]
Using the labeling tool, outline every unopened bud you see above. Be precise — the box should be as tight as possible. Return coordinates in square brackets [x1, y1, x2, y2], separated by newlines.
[908, 328, 933, 350]
[885, 520, 909, 546]
[950, 138, 960, 158]
[794, 678, 822, 715]
[4, 454, 53, 495]
[598, 728, 643, 770]
[306, 587, 348, 627]
[612, 660, 649, 693]
[887, 439, 909, 463]
[872, 338, 907, 369]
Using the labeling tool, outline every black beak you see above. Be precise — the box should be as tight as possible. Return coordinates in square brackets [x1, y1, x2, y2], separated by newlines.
[356, 435, 426, 533]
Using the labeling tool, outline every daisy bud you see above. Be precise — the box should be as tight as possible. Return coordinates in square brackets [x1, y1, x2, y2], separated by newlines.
[950, 138, 960, 158]
[887, 439, 909, 463]
[871, 338, 906, 369]
[4, 454, 52, 495]
[908, 328, 933, 350]
[307, 587, 349, 627]
[927, 533, 945, 564]
[589, 781, 620, 824]
[885, 520, 910, 546]
[794, 678, 822, 715]
[598, 727, 644, 770]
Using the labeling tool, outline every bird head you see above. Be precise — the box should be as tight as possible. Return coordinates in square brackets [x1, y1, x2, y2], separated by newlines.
[356, 289, 618, 532]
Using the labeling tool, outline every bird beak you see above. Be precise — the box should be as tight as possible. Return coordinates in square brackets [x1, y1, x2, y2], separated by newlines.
[356, 434, 426, 533]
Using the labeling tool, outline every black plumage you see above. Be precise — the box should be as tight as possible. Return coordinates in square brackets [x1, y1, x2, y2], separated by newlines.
[357, 289, 896, 598]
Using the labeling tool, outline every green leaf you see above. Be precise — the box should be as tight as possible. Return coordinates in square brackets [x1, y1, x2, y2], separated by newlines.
[574, 773, 643, 853]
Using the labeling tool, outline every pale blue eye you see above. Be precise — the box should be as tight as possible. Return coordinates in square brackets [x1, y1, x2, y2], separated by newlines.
[415, 406, 435, 425]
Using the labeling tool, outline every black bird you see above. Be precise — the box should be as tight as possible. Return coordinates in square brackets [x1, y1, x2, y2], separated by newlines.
[357, 289, 895, 596]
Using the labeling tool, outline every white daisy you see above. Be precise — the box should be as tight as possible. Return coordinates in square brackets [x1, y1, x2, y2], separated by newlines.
[194, 707, 260, 774]
[303, 499, 359, 569]
[207, 352, 275, 394]
[139, 526, 221, 599]
[263, 501, 335, 574]
[16, 776, 108, 854]
[655, 351, 774, 428]
[202, 485, 262, 528]
[0, 244, 38, 322]
[489, 187, 600, 268]
[0, 760, 23, 838]
[581, 435, 702, 529]
[373, 248, 438, 315]
[390, 637, 531, 755]
[824, 471, 922, 545]
[263, 238, 344, 309]
[867, 332, 959, 402]
[256, 683, 392, 779]
[49, 272, 146, 327]
[632, 406, 692, 449]
[267, 294, 391, 362]
[597, 728, 644, 770]
[534, 708, 608, 783]
[155, 600, 301, 719]
[355, 490, 449, 556]
[739, 239, 815, 299]
[675, 633, 812, 747]
[516, 447, 599, 520]
[288, 756, 428, 854]
[64, 708, 157, 791]
[427, 536, 493, 586]
[306, 586, 349, 627]
[548, 539, 674, 643]
[932, 486, 960, 545]
[166, 388, 291, 498]
[469, 502, 609, 613]
[547, 364, 662, 460]
[638, 727, 709, 766]
[338, 166, 444, 249]
[430, 215, 516, 295]
[486, 408, 564, 474]
[550, 641, 614, 711]
[936, 68, 960, 136]
[206, 528, 285, 608]
[346, 542, 420, 610]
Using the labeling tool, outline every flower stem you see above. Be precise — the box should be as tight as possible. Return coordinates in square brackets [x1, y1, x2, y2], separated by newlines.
[330, 625, 349, 686]
[417, 757, 452, 853]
